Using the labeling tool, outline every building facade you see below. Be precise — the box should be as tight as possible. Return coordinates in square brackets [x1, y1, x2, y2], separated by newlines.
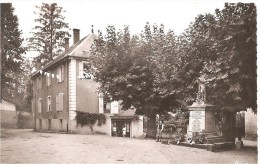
[31, 29, 143, 137]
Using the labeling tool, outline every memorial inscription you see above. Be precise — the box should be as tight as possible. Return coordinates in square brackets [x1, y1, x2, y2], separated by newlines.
[189, 111, 205, 132]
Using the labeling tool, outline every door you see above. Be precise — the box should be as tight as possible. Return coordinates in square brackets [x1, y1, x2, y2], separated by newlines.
[111, 120, 131, 137]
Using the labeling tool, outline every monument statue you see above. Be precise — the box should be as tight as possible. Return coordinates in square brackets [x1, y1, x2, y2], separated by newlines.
[196, 77, 206, 104]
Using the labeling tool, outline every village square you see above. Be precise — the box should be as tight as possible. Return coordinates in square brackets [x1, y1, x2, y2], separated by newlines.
[0, 1, 258, 164]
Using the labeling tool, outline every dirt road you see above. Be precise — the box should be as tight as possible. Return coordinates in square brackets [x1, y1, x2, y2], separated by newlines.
[0, 129, 257, 164]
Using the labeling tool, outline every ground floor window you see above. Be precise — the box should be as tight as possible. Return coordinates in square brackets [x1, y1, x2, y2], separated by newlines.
[111, 120, 131, 137]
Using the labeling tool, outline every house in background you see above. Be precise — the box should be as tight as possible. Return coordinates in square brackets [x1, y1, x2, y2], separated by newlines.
[31, 29, 143, 137]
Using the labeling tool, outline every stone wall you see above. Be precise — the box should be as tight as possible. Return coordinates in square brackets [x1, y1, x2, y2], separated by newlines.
[245, 109, 257, 140]
[0, 110, 17, 129]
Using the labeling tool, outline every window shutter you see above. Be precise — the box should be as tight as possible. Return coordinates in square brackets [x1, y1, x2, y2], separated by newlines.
[49, 96, 52, 111]
[47, 96, 52, 112]
[57, 67, 61, 82]
[59, 93, 64, 111]
[56, 95, 59, 111]
[38, 98, 42, 113]
[61, 65, 64, 82]
[47, 97, 49, 112]
[98, 93, 104, 113]
[111, 101, 119, 114]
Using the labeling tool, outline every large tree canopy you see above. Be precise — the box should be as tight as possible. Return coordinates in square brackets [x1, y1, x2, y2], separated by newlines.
[28, 3, 70, 66]
[91, 24, 180, 116]
[91, 3, 257, 115]
[176, 3, 256, 112]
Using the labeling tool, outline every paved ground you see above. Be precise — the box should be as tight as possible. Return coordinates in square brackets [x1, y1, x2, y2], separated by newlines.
[0, 129, 257, 164]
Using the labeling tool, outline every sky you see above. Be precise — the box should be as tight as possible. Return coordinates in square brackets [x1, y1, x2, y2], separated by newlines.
[5, 0, 259, 58]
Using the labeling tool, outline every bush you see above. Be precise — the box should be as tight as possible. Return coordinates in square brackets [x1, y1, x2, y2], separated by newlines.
[75, 111, 106, 127]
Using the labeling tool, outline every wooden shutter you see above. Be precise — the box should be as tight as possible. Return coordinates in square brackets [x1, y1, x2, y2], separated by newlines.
[59, 93, 64, 111]
[57, 67, 61, 83]
[47, 96, 52, 112]
[111, 101, 119, 114]
[98, 93, 104, 113]
[61, 65, 64, 82]
[46, 97, 49, 112]
[56, 95, 59, 111]
[38, 98, 42, 113]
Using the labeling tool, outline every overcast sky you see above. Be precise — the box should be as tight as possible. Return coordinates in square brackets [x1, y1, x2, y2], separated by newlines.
[4, 0, 259, 58]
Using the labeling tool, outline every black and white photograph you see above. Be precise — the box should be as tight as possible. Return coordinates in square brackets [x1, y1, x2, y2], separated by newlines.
[0, 0, 258, 163]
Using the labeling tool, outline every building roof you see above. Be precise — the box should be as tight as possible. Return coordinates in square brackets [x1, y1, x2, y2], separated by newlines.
[32, 33, 98, 78]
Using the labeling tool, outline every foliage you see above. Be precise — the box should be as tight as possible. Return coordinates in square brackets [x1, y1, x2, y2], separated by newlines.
[28, 3, 70, 66]
[176, 3, 256, 112]
[91, 3, 256, 116]
[91, 24, 180, 116]
[191, 130, 206, 144]
[174, 132, 184, 143]
[1, 3, 31, 109]
[164, 112, 189, 127]
[75, 111, 106, 127]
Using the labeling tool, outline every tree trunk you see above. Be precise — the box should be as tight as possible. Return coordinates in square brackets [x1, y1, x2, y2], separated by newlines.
[146, 113, 157, 138]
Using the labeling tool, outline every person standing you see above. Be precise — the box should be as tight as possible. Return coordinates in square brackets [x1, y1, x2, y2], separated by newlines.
[112, 123, 117, 137]
[122, 124, 126, 137]
[156, 120, 164, 142]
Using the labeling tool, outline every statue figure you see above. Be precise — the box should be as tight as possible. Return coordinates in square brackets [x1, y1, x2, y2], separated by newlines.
[196, 77, 206, 103]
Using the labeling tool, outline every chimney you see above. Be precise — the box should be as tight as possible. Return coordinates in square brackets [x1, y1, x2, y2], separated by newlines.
[64, 37, 69, 52]
[36, 59, 41, 71]
[73, 28, 80, 45]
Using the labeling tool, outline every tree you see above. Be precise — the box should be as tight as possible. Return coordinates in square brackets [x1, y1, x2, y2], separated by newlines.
[1, 3, 26, 101]
[175, 3, 257, 113]
[28, 3, 70, 66]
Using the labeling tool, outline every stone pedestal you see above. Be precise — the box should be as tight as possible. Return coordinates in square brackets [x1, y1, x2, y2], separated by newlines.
[187, 102, 216, 137]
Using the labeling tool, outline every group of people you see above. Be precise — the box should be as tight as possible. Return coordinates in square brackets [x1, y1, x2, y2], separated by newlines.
[112, 123, 127, 137]
[111, 120, 164, 140]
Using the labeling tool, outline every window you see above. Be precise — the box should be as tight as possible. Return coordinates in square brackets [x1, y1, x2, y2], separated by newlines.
[98, 93, 118, 114]
[47, 96, 52, 112]
[56, 93, 64, 111]
[57, 65, 64, 82]
[46, 73, 52, 86]
[110, 101, 119, 114]
[78, 61, 93, 79]
[103, 95, 111, 113]
[38, 77, 42, 91]
[38, 98, 42, 113]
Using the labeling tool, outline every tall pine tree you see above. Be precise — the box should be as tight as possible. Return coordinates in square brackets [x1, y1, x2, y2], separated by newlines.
[1, 3, 26, 101]
[28, 3, 70, 66]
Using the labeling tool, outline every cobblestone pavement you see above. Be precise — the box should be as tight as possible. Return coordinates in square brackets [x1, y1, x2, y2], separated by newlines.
[0, 129, 257, 164]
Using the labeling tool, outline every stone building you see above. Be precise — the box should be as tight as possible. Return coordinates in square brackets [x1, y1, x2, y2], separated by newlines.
[31, 29, 143, 137]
